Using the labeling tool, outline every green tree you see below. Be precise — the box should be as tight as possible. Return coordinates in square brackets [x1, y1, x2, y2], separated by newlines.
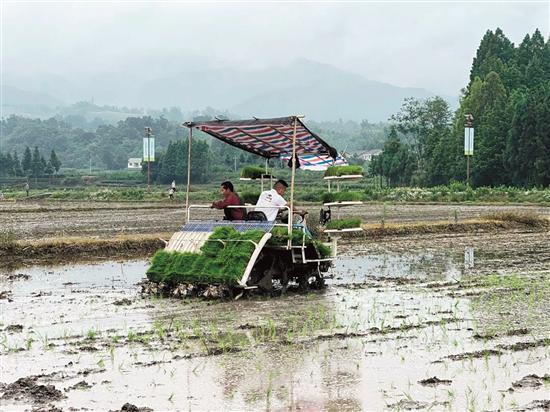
[506, 81, 550, 186]
[374, 126, 416, 186]
[471, 71, 508, 186]
[12, 151, 23, 176]
[389, 96, 452, 185]
[31, 146, 44, 177]
[469, 28, 514, 89]
[44, 160, 55, 176]
[49, 149, 61, 174]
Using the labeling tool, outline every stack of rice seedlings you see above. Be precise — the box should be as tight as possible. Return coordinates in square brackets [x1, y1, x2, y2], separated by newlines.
[325, 218, 362, 230]
[241, 165, 271, 179]
[321, 191, 364, 203]
[147, 227, 265, 286]
[267, 227, 331, 258]
[324, 165, 363, 177]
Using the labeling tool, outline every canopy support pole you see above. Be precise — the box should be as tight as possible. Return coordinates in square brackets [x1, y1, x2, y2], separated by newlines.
[289, 116, 298, 245]
[185, 126, 193, 223]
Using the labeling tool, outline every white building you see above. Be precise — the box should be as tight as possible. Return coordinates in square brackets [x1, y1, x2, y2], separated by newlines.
[128, 158, 143, 169]
[357, 149, 383, 162]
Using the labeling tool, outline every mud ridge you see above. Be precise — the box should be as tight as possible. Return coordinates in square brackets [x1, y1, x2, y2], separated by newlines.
[0, 236, 164, 267]
[340, 217, 548, 239]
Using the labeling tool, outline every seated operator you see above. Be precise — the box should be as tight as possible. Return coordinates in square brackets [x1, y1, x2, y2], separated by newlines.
[210, 181, 246, 221]
[254, 179, 306, 222]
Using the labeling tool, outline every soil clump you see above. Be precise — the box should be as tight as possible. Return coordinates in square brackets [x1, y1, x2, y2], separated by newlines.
[1, 377, 65, 404]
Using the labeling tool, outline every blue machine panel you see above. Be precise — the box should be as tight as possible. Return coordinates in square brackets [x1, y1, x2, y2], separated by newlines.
[181, 220, 275, 233]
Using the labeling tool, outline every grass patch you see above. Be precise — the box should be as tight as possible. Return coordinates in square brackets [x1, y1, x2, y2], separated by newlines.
[0, 230, 17, 249]
[324, 165, 363, 177]
[325, 218, 362, 230]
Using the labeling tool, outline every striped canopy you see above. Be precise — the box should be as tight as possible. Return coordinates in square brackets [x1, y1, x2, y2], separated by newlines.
[280, 154, 348, 171]
[185, 117, 338, 160]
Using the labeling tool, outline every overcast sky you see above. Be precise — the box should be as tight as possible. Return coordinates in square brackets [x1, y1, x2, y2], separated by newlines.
[2, 1, 549, 96]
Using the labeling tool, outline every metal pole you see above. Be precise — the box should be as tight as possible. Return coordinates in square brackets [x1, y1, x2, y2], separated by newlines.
[289, 116, 298, 240]
[185, 127, 193, 221]
[147, 146, 151, 192]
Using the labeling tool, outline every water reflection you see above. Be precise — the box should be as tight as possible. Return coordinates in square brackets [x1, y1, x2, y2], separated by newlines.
[328, 251, 467, 284]
[464, 246, 475, 269]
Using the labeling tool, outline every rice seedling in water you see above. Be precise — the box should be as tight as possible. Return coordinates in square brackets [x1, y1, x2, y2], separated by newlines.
[86, 329, 99, 340]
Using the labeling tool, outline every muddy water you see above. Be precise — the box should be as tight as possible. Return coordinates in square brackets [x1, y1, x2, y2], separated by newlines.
[1, 235, 549, 411]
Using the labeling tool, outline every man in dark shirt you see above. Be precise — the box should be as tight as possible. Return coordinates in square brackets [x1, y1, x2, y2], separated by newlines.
[210, 181, 246, 220]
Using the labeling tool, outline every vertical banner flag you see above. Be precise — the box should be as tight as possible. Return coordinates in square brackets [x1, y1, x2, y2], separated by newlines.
[464, 128, 474, 156]
[143, 137, 155, 161]
[149, 137, 155, 161]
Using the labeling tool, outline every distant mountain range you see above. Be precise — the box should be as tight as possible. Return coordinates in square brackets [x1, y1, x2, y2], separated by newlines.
[3, 59, 455, 122]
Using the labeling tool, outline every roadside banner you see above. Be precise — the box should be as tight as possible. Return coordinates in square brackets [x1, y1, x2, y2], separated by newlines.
[143, 137, 155, 161]
[464, 128, 474, 156]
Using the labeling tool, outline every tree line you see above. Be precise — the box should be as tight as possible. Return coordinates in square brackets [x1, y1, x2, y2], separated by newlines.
[142, 138, 212, 184]
[0, 146, 61, 178]
[371, 28, 549, 187]
[0, 114, 386, 174]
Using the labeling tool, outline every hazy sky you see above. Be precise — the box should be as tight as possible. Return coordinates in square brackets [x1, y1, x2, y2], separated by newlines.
[2, 0, 549, 96]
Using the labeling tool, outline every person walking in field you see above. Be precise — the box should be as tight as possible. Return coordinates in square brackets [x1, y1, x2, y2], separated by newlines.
[168, 187, 175, 200]
[24, 182, 29, 197]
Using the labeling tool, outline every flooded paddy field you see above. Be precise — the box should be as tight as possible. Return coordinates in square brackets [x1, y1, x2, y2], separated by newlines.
[1, 200, 548, 240]
[1, 230, 548, 411]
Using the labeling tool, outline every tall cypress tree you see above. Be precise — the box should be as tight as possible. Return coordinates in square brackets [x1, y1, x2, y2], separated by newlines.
[13, 151, 23, 176]
[507, 81, 550, 186]
[470, 72, 508, 186]
[49, 149, 61, 174]
[31, 147, 43, 177]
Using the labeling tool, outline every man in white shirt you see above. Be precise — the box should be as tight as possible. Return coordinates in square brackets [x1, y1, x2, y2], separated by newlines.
[255, 180, 289, 221]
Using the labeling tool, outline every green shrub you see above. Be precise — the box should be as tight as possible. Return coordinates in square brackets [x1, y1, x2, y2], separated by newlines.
[322, 191, 364, 203]
[325, 218, 362, 230]
[449, 180, 468, 192]
[241, 165, 270, 179]
[324, 165, 363, 177]
[120, 188, 145, 200]
[61, 176, 82, 186]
